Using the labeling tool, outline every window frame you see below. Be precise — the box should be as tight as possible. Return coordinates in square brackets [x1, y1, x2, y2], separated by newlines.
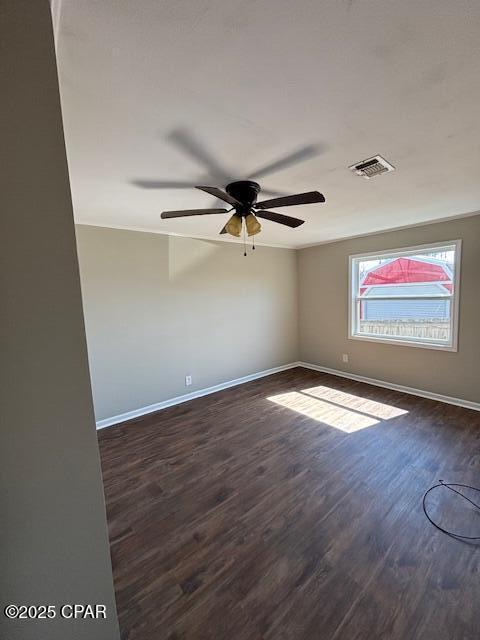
[348, 239, 462, 351]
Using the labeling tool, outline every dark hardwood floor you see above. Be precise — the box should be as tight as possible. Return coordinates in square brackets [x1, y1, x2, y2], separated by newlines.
[98, 367, 480, 640]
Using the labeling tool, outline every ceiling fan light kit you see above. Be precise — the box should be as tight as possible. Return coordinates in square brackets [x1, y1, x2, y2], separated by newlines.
[245, 213, 261, 237]
[225, 214, 242, 237]
[160, 179, 325, 254]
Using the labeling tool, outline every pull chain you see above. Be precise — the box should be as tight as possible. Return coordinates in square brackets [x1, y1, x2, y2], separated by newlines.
[243, 221, 247, 257]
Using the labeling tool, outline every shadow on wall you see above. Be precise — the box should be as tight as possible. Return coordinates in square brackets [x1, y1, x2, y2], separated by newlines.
[167, 235, 222, 282]
[166, 234, 286, 284]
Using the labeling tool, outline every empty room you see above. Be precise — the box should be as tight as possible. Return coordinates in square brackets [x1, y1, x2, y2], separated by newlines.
[3, 1, 480, 640]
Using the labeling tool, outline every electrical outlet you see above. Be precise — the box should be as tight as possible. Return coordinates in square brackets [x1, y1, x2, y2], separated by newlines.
[342, 354, 349, 363]
[185, 375, 192, 387]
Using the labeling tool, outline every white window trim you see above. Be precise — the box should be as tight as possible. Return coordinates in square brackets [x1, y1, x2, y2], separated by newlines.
[348, 240, 462, 352]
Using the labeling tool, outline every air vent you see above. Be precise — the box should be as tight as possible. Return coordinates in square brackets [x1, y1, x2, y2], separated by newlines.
[349, 155, 395, 179]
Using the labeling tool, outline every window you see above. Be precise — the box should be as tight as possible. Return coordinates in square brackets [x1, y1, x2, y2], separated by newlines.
[349, 240, 461, 351]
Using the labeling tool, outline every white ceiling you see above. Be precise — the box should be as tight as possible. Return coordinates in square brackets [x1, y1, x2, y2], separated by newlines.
[53, 0, 480, 248]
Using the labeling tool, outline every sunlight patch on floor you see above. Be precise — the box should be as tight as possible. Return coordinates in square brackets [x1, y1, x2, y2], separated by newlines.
[301, 386, 408, 420]
[267, 391, 379, 432]
[267, 386, 408, 433]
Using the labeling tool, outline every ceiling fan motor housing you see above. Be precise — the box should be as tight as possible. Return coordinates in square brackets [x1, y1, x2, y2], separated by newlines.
[226, 181, 261, 214]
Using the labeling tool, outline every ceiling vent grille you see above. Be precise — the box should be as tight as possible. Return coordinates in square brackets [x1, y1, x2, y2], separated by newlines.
[349, 155, 395, 179]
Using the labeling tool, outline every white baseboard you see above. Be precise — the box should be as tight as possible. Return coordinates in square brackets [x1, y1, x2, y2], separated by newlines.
[297, 362, 480, 412]
[96, 359, 479, 429]
[96, 362, 302, 429]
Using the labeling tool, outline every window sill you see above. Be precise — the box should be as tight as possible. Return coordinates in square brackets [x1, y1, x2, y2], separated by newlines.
[348, 333, 458, 352]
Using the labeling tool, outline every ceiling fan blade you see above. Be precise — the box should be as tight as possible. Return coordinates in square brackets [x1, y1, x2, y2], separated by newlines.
[132, 179, 197, 189]
[161, 208, 227, 219]
[219, 225, 228, 234]
[255, 191, 325, 209]
[246, 144, 322, 180]
[255, 210, 304, 228]
[196, 185, 241, 207]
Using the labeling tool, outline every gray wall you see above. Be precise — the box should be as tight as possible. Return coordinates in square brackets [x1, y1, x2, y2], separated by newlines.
[0, 3, 119, 639]
[76, 226, 299, 421]
[298, 214, 480, 404]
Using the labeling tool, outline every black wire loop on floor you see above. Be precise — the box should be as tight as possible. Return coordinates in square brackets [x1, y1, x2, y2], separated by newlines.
[422, 480, 480, 540]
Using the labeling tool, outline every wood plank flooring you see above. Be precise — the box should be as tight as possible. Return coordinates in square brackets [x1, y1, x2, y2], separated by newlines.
[98, 367, 480, 640]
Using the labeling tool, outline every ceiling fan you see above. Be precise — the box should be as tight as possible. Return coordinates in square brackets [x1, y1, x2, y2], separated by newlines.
[160, 180, 325, 244]
[133, 129, 326, 252]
